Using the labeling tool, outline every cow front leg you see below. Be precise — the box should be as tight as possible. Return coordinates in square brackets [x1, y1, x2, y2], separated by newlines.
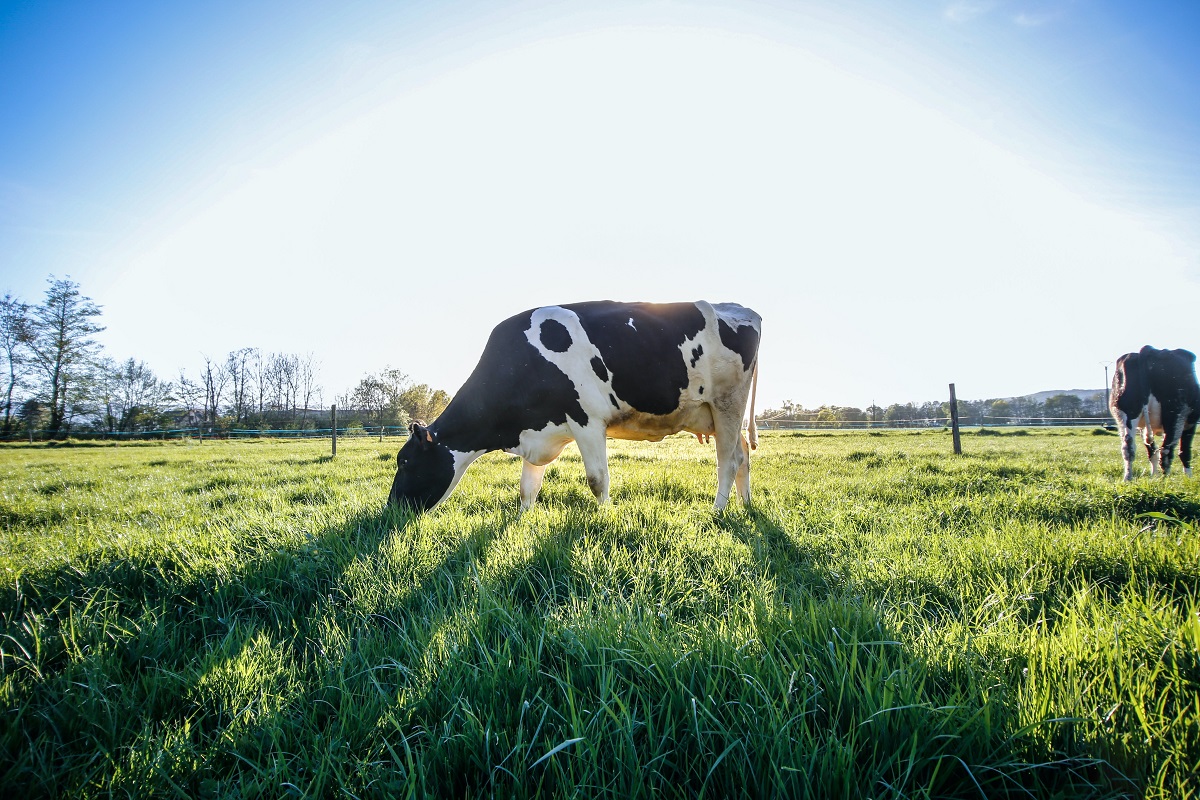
[520, 460, 547, 511]
[1116, 412, 1137, 481]
[573, 427, 610, 504]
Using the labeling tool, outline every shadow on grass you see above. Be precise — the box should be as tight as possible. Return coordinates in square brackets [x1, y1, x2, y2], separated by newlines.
[0, 500, 418, 791]
[0, 488, 1161, 798]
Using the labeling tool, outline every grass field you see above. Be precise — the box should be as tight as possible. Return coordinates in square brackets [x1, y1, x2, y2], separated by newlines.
[1, 429, 1198, 798]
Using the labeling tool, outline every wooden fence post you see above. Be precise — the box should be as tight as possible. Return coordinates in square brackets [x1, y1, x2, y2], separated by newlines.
[331, 404, 337, 457]
[949, 383, 962, 455]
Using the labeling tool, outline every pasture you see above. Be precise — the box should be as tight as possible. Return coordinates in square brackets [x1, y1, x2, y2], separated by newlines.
[1, 430, 1197, 798]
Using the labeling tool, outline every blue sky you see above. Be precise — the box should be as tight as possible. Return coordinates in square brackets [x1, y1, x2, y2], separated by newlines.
[2, 0, 1198, 409]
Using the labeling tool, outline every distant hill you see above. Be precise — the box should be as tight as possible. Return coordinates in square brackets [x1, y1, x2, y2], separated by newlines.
[1018, 389, 1106, 404]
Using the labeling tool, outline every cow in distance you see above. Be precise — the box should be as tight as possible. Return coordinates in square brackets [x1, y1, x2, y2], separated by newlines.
[1109, 345, 1199, 481]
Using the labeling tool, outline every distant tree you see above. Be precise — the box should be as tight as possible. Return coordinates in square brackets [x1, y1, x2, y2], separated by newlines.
[200, 355, 230, 426]
[884, 403, 916, 424]
[297, 352, 321, 419]
[28, 277, 104, 437]
[176, 369, 205, 425]
[1044, 393, 1084, 419]
[17, 398, 48, 439]
[397, 382, 450, 423]
[225, 348, 254, 424]
[815, 406, 837, 424]
[1081, 392, 1107, 416]
[349, 373, 389, 432]
[836, 406, 867, 422]
[917, 401, 943, 421]
[107, 358, 172, 431]
[343, 367, 449, 435]
[1011, 396, 1044, 421]
[987, 399, 1015, 423]
[941, 399, 974, 425]
[1, 293, 32, 435]
[249, 348, 266, 416]
[93, 356, 120, 432]
[263, 352, 300, 419]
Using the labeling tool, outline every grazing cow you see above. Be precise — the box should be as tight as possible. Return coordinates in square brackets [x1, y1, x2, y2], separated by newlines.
[388, 301, 761, 512]
[1109, 345, 1199, 481]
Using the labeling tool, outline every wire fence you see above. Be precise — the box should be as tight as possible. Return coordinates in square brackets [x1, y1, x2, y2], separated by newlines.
[0, 425, 411, 443]
[757, 415, 1113, 430]
[4, 415, 1118, 442]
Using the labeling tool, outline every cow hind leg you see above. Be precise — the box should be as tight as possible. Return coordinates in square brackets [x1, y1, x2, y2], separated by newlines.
[733, 432, 752, 505]
[1180, 418, 1196, 478]
[520, 460, 548, 511]
[1117, 412, 1138, 481]
[712, 412, 749, 511]
[1158, 413, 1184, 477]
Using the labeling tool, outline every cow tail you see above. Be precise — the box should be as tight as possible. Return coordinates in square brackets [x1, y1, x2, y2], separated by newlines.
[748, 357, 759, 451]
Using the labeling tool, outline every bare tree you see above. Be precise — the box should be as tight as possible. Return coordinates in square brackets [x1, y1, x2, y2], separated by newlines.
[200, 354, 230, 426]
[298, 352, 321, 419]
[109, 358, 172, 431]
[0, 293, 32, 435]
[249, 348, 265, 417]
[267, 353, 300, 421]
[225, 348, 254, 424]
[176, 369, 204, 426]
[93, 356, 120, 432]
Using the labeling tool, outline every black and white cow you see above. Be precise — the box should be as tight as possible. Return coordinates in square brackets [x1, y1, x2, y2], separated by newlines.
[1109, 345, 1199, 481]
[388, 301, 761, 512]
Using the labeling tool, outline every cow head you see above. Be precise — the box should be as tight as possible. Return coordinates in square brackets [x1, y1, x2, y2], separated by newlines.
[387, 422, 455, 512]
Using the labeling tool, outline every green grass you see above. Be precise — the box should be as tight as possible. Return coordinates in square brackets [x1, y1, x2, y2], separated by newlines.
[1, 430, 1197, 798]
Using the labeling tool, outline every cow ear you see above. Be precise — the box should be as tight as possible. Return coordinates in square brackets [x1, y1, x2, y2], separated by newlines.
[409, 421, 435, 448]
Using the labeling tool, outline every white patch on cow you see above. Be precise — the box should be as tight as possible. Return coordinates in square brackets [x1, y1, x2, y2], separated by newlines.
[506, 420, 573, 466]
[524, 307, 617, 424]
[712, 302, 759, 330]
[627, 317, 636, 330]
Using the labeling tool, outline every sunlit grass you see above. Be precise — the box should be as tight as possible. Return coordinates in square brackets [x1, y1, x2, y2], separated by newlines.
[1, 430, 1197, 797]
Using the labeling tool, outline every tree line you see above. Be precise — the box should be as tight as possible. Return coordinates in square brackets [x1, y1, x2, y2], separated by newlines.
[759, 392, 1110, 428]
[5, 275, 1110, 440]
[1, 277, 451, 439]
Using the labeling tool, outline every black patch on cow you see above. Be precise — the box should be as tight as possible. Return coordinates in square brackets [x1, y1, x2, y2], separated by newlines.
[540, 319, 573, 353]
[571, 301, 706, 415]
[699, 386, 704, 395]
[591, 356, 609, 382]
[690, 345, 703, 367]
[610, 394, 619, 409]
[718, 319, 760, 372]
[431, 311, 589, 453]
[388, 436, 455, 512]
